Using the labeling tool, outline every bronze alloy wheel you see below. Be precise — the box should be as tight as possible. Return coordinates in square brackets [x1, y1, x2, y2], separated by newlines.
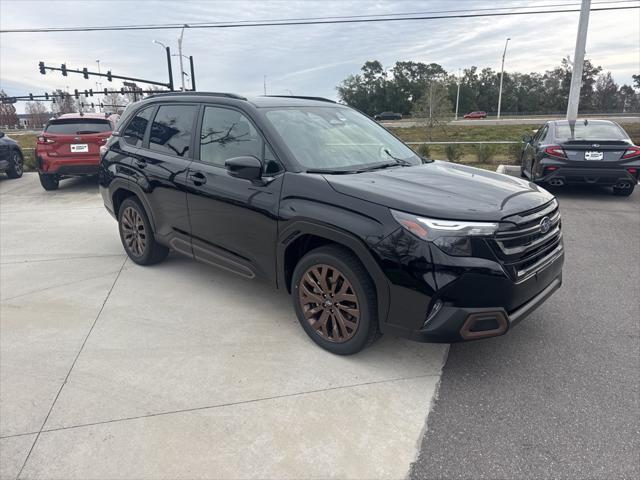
[298, 264, 360, 343]
[121, 206, 147, 257]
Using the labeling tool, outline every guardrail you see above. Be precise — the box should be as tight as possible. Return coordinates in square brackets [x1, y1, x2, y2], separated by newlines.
[406, 141, 519, 145]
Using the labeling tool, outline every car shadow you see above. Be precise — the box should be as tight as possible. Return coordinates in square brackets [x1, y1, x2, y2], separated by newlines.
[55, 175, 100, 193]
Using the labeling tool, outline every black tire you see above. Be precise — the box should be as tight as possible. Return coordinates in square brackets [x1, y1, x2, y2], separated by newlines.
[291, 245, 379, 355]
[5, 150, 23, 179]
[117, 197, 169, 265]
[39, 173, 59, 191]
[613, 184, 635, 196]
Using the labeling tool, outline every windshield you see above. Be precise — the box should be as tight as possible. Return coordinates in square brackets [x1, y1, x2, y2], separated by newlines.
[555, 122, 628, 142]
[45, 119, 112, 135]
[264, 106, 420, 170]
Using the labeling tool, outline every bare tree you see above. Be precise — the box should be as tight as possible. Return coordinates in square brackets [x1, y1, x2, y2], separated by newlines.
[51, 89, 76, 115]
[412, 80, 453, 140]
[25, 102, 50, 128]
[0, 90, 19, 127]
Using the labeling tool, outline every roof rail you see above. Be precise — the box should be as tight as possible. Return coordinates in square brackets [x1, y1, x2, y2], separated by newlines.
[146, 91, 247, 101]
[263, 95, 336, 104]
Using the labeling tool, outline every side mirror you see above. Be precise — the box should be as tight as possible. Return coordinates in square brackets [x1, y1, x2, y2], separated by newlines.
[522, 134, 532, 143]
[225, 155, 262, 181]
[0, 131, 5, 138]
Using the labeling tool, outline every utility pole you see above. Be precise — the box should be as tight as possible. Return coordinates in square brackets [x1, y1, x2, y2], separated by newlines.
[497, 37, 511, 119]
[95, 60, 102, 111]
[455, 69, 461, 120]
[178, 25, 186, 91]
[429, 81, 433, 120]
[263, 75, 267, 95]
[567, 0, 591, 122]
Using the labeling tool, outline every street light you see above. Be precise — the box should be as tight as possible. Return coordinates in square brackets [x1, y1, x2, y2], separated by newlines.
[497, 37, 511, 119]
[152, 40, 175, 91]
[455, 68, 461, 120]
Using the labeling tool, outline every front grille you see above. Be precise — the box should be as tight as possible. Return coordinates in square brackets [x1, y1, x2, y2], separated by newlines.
[490, 199, 563, 281]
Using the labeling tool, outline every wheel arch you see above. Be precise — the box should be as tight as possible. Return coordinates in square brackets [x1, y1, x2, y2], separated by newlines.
[109, 179, 157, 232]
[278, 221, 390, 329]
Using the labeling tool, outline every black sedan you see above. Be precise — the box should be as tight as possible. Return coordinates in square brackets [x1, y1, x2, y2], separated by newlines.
[0, 131, 24, 179]
[374, 111, 402, 121]
[520, 119, 639, 196]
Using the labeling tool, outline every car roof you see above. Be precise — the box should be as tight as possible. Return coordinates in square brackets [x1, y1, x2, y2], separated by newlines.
[142, 92, 341, 108]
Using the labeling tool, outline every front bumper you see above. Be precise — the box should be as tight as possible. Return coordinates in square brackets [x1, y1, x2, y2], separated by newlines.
[375, 228, 564, 343]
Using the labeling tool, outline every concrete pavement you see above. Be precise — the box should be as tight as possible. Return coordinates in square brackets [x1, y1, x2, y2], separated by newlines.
[0, 174, 447, 479]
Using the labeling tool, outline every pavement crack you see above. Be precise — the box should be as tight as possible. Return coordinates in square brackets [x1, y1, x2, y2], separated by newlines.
[15, 256, 128, 480]
[22, 373, 440, 438]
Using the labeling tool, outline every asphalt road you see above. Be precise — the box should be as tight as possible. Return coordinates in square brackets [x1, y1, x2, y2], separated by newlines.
[382, 115, 640, 128]
[410, 184, 639, 479]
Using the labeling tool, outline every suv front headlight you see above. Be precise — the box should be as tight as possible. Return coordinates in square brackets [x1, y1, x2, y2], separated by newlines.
[390, 209, 498, 256]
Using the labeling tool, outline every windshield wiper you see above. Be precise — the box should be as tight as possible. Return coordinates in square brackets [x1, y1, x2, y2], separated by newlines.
[382, 148, 414, 166]
[306, 168, 358, 174]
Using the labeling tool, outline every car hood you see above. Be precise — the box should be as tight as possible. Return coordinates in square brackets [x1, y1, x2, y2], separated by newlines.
[324, 161, 555, 221]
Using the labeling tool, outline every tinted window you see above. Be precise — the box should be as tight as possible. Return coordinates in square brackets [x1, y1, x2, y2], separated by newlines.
[45, 119, 111, 135]
[199, 107, 262, 167]
[555, 122, 628, 141]
[149, 105, 198, 157]
[122, 107, 154, 147]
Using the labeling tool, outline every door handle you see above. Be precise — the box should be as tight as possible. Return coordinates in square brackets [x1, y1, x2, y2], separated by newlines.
[188, 171, 207, 185]
[134, 159, 147, 168]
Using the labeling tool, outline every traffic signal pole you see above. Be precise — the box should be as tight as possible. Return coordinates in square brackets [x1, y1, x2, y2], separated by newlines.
[566, 0, 591, 122]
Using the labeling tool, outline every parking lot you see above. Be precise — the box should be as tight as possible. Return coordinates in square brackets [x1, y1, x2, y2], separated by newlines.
[1, 172, 638, 479]
[0, 174, 447, 479]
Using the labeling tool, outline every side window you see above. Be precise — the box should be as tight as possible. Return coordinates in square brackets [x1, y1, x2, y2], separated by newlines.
[149, 105, 198, 157]
[199, 107, 262, 167]
[264, 145, 282, 175]
[122, 107, 154, 147]
[536, 124, 549, 143]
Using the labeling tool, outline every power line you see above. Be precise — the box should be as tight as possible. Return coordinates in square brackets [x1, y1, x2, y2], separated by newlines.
[1, 4, 638, 33]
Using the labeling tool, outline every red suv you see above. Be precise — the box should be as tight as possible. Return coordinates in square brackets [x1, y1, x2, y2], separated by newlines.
[36, 113, 118, 190]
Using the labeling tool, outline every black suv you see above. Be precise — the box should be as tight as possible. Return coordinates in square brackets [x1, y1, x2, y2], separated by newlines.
[100, 93, 564, 355]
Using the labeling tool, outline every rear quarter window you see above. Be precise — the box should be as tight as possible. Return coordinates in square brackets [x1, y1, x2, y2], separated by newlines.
[45, 119, 112, 135]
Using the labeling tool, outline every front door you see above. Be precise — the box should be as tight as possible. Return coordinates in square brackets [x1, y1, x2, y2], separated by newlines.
[185, 105, 283, 281]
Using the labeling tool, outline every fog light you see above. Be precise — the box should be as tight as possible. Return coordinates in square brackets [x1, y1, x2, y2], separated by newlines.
[423, 299, 443, 328]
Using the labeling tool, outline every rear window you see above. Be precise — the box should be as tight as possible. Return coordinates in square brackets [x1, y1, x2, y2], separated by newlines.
[555, 123, 627, 141]
[45, 119, 112, 135]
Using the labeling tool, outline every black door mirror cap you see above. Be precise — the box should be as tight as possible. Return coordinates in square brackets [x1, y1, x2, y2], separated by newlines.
[225, 155, 262, 181]
[0, 131, 5, 138]
[522, 135, 532, 143]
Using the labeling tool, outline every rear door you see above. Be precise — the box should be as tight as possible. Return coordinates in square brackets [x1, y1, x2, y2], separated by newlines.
[44, 118, 112, 158]
[128, 103, 199, 254]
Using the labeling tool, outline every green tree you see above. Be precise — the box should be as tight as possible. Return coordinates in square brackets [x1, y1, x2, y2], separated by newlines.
[594, 72, 620, 111]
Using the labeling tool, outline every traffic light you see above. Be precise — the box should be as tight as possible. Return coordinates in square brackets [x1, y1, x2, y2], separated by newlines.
[39, 62, 46, 74]
[82, 67, 89, 79]
[89, 89, 93, 97]
[29, 93, 34, 101]
[84, 90, 89, 97]
[120, 87, 125, 94]
[61, 64, 67, 76]
[44, 93, 49, 100]
[74, 89, 79, 99]
[106, 70, 112, 82]
[103, 88, 108, 95]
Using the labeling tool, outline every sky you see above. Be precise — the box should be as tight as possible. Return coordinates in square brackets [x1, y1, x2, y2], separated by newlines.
[1, 0, 639, 113]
